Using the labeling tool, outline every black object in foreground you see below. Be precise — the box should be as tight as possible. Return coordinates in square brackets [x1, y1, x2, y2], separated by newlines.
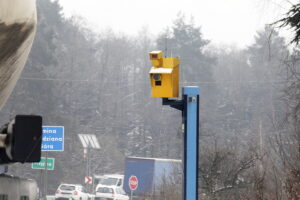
[0, 115, 42, 164]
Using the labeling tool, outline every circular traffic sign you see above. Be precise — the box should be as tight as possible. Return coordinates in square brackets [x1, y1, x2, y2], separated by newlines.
[129, 175, 138, 191]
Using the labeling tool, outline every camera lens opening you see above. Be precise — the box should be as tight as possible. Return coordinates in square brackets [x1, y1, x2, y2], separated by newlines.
[153, 74, 161, 81]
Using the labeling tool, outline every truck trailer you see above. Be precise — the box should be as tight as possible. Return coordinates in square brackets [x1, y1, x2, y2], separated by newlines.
[123, 156, 181, 197]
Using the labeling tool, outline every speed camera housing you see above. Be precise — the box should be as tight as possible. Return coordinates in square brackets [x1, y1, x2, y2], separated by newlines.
[149, 51, 180, 98]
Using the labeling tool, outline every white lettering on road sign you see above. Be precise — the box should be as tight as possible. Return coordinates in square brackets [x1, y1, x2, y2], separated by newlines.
[43, 136, 63, 142]
[42, 144, 54, 149]
[43, 129, 57, 134]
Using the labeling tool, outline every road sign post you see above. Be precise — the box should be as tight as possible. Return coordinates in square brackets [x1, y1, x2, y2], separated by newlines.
[149, 51, 199, 200]
[40, 126, 63, 198]
[78, 134, 100, 193]
[32, 157, 55, 170]
[158, 87, 200, 200]
[183, 87, 199, 200]
[129, 175, 138, 200]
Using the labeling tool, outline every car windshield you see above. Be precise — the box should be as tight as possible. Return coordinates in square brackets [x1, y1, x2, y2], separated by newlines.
[97, 187, 113, 194]
[94, 177, 105, 185]
[100, 178, 118, 186]
[60, 185, 75, 191]
[116, 188, 126, 195]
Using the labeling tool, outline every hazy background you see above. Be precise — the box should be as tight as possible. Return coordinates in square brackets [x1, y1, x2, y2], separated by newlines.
[2, 0, 300, 199]
[57, 0, 294, 47]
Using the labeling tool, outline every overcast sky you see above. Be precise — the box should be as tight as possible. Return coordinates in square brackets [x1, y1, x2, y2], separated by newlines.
[57, 0, 294, 48]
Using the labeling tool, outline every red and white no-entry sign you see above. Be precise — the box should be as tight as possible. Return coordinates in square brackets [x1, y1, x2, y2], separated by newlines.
[129, 175, 138, 191]
[85, 176, 92, 184]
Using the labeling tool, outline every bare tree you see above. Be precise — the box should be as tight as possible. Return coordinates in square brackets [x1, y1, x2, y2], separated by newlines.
[269, 50, 300, 199]
[199, 137, 260, 200]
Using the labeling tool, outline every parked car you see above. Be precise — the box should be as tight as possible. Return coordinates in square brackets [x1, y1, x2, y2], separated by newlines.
[55, 183, 90, 200]
[95, 185, 129, 200]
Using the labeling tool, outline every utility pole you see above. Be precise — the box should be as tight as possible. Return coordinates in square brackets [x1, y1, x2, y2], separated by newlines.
[149, 51, 199, 200]
[44, 151, 48, 197]
[78, 134, 100, 192]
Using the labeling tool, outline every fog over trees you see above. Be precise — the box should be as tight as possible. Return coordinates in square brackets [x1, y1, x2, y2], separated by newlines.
[1, 0, 300, 199]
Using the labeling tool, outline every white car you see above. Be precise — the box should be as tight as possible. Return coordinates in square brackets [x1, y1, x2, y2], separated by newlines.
[95, 186, 129, 200]
[55, 183, 90, 200]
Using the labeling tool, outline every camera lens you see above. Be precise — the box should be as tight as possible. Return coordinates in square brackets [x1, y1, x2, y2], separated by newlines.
[153, 74, 161, 81]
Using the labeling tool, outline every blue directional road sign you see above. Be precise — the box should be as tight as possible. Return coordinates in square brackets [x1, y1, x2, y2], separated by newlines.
[42, 126, 64, 151]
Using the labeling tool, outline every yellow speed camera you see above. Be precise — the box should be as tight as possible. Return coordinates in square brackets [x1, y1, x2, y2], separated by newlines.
[149, 51, 180, 98]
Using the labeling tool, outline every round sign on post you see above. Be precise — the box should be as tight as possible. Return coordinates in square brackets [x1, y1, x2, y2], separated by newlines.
[129, 175, 138, 191]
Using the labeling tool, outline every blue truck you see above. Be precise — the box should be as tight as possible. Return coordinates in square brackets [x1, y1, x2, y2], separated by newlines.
[123, 157, 181, 195]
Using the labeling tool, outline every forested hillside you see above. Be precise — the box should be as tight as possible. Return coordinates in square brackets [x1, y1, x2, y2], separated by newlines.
[1, 0, 300, 199]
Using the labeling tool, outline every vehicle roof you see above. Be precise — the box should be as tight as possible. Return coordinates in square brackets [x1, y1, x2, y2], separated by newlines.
[126, 156, 181, 163]
[95, 185, 121, 189]
[59, 183, 83, 187]
[104, 174, 123, 177]
[94, 175, 105, 178]
[94, 174, 124, 179]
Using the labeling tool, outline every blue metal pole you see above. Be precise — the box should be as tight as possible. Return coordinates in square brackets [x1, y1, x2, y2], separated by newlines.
[183, 86, 200, 200]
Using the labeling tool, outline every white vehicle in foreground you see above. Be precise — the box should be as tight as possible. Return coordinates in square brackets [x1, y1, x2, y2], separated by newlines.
[95, 185, 129, 200]
[55, 183, 90, 200]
